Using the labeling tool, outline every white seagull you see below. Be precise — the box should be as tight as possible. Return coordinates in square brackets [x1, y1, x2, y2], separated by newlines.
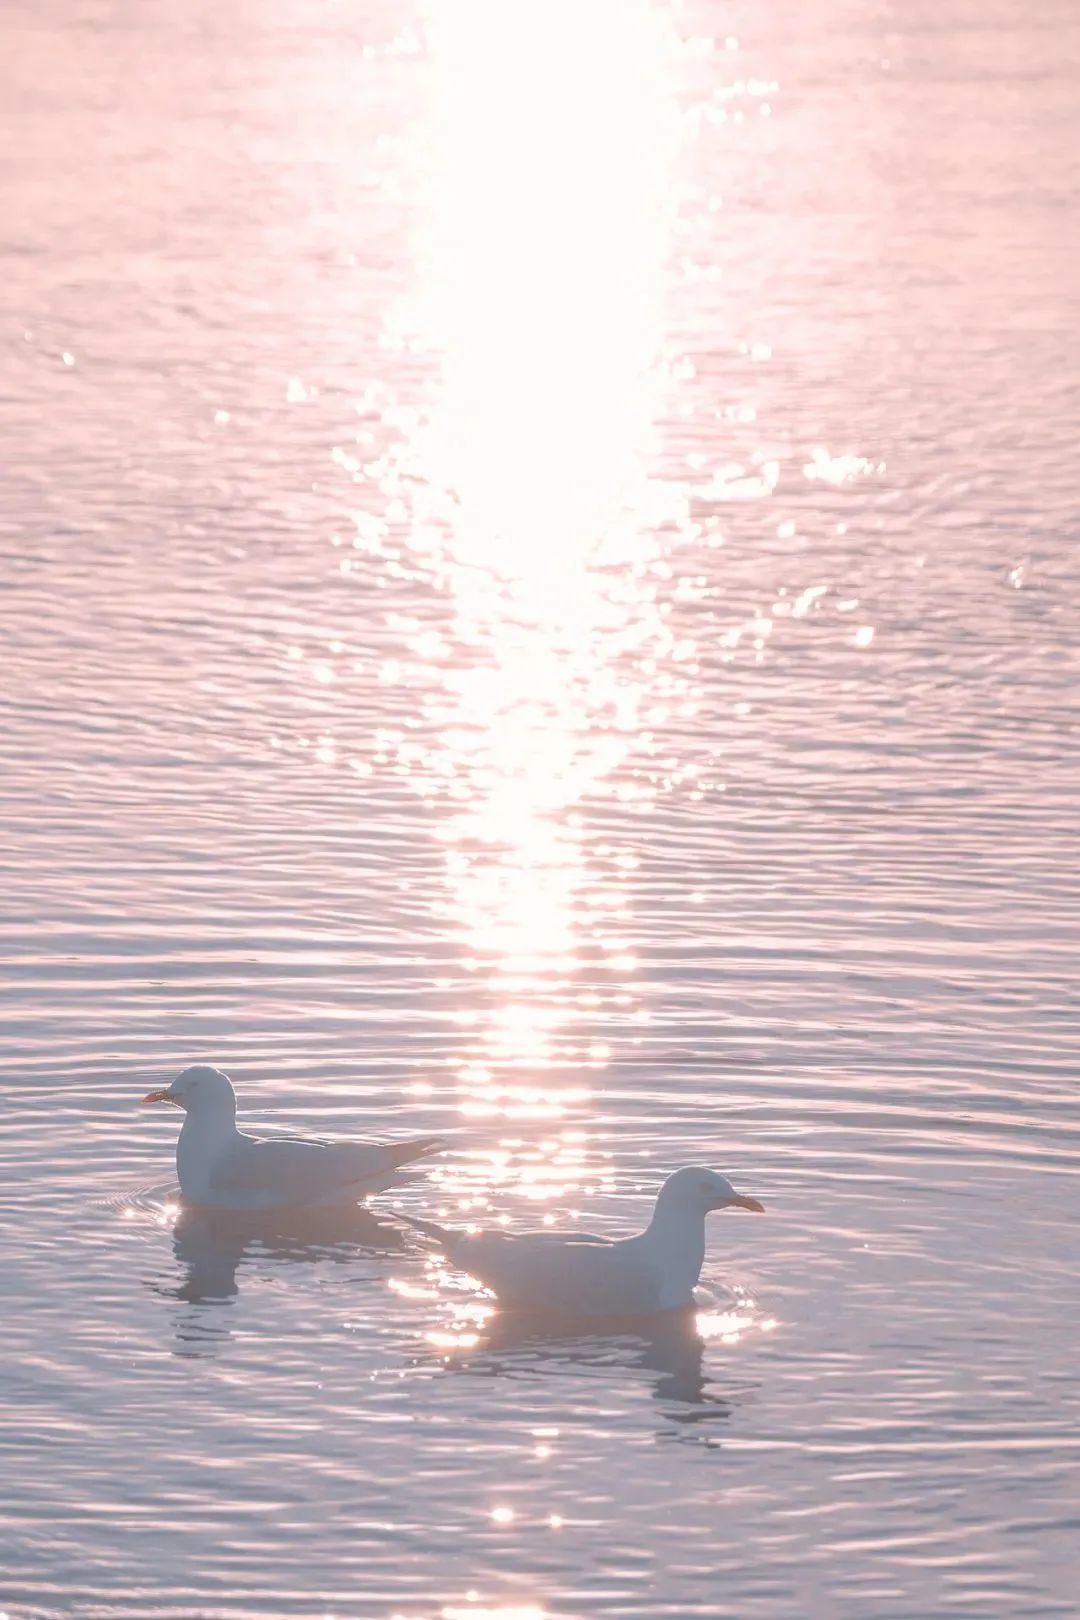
[142, 1065, 442, 1212]
[405, 1166, 764, 1317]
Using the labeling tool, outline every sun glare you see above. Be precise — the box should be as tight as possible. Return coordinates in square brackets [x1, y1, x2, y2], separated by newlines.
[413, 0, 678, 569]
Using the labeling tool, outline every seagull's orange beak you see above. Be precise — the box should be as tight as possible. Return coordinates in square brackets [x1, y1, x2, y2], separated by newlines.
[142, 1088, 174, 1105]
[730, 1194, 765, 1213]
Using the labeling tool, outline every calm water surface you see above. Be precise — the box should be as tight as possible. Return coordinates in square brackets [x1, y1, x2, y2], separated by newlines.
[2, 1, 1079, 1616]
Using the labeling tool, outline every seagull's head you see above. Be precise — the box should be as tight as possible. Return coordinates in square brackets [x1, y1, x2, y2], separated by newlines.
[656, 1166, 765, 1217]
[143, 1065, 236, 1117]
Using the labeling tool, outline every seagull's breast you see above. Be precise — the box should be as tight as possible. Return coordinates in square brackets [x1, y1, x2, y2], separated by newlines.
[175, 1114, 239, 1205]
[641, 1221, 707, 1311]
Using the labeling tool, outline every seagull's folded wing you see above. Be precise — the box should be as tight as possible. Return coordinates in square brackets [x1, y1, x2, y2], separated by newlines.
[211, 1135, 440, 1206]
[454, 1232, 653, 1315]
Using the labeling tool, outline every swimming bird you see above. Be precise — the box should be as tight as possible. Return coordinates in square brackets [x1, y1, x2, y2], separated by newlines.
[142, 1066, 442, 1212]
[403, 1166, 764, 1317]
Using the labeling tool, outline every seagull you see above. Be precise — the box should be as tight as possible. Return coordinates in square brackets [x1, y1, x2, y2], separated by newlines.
[402, 1166, 764, 1318]
[142, 1065, 443, 1212]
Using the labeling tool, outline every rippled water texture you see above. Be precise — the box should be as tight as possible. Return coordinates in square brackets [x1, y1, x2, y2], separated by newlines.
[2, 0, 1079, 1616]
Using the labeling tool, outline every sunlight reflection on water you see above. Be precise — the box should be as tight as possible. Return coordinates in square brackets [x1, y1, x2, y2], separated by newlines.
[412, 0, 678, 564]
[369, 0, 694, 1217]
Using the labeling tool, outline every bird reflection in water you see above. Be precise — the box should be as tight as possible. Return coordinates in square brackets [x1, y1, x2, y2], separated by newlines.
[417, 1304, 737, 1423]
[155, 1201, 408, 1359]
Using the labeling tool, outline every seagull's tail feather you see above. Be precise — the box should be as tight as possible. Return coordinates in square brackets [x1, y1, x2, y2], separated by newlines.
[391, 1208, 458, 1249]
[386, 1136, 446, 1170]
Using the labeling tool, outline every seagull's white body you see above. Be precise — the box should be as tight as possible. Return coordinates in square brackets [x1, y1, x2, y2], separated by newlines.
[144, 1066, 441, 1212]
[410, 1167, 764, 1317]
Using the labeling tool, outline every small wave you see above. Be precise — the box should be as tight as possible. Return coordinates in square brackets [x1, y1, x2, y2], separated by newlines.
[96, 1182, 182, 1223]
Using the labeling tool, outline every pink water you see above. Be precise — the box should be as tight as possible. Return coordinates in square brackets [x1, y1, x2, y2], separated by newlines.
[2, 1, 1079, 1616]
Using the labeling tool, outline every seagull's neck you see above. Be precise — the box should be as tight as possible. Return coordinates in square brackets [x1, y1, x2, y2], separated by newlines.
[179, 1104, 238, 1139]
[644, 1200, 707, 1247]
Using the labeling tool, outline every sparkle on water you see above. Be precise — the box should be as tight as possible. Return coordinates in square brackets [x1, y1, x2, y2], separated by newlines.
[2, 0, 1079, 1616]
